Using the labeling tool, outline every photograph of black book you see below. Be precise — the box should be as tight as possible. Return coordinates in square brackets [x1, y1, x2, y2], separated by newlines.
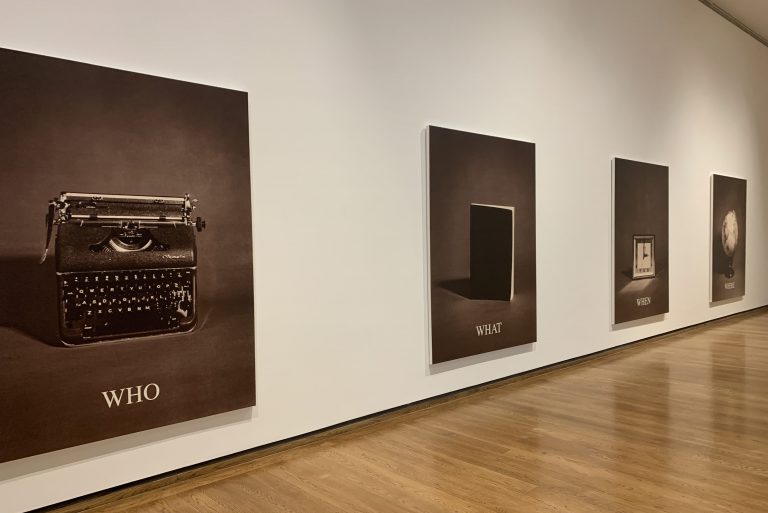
[470, 204, 514, 301]
[428, 125, 536, 364]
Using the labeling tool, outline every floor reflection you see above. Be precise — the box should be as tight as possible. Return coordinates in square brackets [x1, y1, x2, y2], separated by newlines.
[48, 311, 768, 513]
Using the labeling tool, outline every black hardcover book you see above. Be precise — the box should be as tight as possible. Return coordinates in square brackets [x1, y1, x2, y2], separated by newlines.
[470, 203, 514, 301]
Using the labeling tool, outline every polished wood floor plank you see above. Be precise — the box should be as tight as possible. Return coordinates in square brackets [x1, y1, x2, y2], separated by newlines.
[48, 309, 768, 513]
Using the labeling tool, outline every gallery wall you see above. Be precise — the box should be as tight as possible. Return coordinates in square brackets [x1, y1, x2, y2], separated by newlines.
[1, 0, 767, 511]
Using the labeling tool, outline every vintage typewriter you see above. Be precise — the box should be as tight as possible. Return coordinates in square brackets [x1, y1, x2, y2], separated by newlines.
[41, 192, 205, 346]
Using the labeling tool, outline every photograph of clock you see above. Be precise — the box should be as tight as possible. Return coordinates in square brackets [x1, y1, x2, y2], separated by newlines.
[613, 157, 669, 324]
[632, 235, 655, 279]
[711, 174, 746, 302]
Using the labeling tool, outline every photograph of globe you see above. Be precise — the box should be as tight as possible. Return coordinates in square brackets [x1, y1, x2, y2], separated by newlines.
[721, 210, 739, 278]
[711, 175, 746, 301]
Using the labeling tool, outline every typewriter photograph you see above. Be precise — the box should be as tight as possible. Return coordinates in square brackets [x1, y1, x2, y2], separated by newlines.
[0, 48, 255, 463]
[44, 192, 205, 345]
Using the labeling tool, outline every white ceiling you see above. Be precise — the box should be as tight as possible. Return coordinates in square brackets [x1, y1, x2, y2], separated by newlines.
[709, 0, 768, 45]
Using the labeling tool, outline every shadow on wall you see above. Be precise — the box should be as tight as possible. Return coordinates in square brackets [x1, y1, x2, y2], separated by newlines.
[428, 343, 534, 375]
[0, 406, 253, 482]
[0, 256, 60, 346]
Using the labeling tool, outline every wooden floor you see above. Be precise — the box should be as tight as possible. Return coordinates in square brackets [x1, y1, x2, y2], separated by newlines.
[50, 310, 768, 513]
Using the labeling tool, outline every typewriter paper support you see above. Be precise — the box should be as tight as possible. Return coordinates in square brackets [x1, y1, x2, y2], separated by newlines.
[41, 192, 206, 346]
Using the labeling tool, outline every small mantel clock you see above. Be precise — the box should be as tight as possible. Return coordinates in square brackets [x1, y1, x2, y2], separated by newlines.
[632, 235, 655, 279]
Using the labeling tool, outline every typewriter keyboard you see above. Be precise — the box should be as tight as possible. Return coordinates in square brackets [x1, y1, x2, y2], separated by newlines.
[59, 268, 195, 342]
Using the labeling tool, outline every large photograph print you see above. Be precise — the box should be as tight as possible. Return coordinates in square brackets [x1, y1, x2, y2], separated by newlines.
[613, 157, 669, 324]
[428, 126, 536, 363]
[711, 174, 746, 302]
[0, 48, 255, 463]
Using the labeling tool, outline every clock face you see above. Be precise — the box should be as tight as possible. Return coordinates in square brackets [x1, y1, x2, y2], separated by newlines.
[637, 242, 651, 270]
[632, 235, 655, 279]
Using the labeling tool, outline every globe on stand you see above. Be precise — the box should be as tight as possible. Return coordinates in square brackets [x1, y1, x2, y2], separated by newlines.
[721, 210, 739, 278]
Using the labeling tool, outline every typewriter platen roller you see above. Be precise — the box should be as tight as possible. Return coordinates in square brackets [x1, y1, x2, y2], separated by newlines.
[42, 192, 205, 346]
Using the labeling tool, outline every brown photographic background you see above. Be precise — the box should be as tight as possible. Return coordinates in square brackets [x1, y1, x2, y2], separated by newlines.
[0, 48, 255, 463]
[428, 126, 536, 363]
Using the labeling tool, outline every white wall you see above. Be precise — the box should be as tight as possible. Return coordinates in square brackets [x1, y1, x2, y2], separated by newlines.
[1, 1, 767, 511]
